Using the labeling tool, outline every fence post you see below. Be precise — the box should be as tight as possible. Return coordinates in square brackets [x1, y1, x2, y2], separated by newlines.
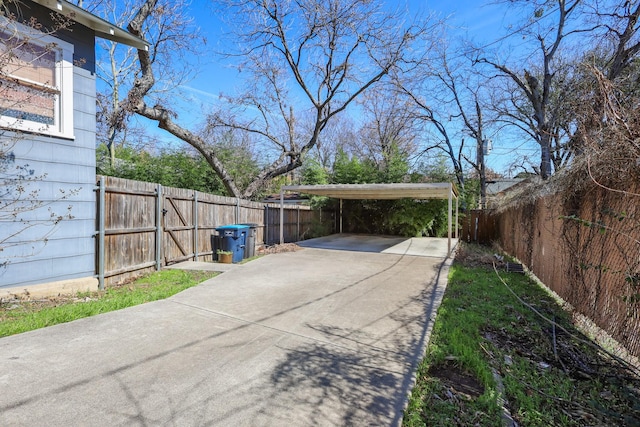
[193, 191, 199, 261]
[264, 205, 269, 245]
[235, 198, 240, 224]
[156, 184, 163, 271]
[280, 192, 284, 244]
[297, 206, 300, 241]
[97, 177, 105, 290]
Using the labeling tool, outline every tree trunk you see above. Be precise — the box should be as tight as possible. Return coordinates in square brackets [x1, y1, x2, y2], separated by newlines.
[477, 137, 487, 208]
[540, 132, 553, 179]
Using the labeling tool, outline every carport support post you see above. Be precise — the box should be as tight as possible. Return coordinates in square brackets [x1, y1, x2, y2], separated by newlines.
[339, 199, 343, 234]
[279, 190, 284, 244]
[455, 193, 459, 238]
[448, 184, 452, 254]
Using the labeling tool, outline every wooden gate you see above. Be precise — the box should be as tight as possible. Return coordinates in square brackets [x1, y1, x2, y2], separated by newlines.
[163, 193, 195, 265]
[160, 186, 238, 265]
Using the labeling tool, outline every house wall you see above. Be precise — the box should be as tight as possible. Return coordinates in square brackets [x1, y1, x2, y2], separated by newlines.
[0, 4, 98, 290]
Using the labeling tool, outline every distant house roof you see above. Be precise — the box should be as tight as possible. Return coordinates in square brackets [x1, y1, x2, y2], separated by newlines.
[32, 0, 149, 50]
[264, 192, 310, 204]
[486, 179, 526, 196]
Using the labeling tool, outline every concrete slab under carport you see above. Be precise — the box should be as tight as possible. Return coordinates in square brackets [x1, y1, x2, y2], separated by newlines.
[0, 236, 454, 426]
[298, 233, 457, 258]
[280, 183, 460, 254]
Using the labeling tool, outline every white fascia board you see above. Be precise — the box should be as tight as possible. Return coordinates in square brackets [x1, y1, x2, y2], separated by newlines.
[31, 0, 149, 50]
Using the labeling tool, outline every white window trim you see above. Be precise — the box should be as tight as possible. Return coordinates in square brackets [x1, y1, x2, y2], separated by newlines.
[0, 17, 74, 139]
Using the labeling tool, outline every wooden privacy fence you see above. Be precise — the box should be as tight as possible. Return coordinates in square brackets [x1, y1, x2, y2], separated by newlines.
[460, 209, 499, 244]
[486, 180, 640, 358]
[263, 203, 332, 245]
[96, 176, 331, 287]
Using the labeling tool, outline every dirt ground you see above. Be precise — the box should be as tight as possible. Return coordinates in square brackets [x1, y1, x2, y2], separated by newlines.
[256, 242, 301, 255]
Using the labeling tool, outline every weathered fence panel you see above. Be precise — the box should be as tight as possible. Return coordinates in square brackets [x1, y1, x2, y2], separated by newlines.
[460, 209, 498, 244]
[101, 177, 158, 285]
[263, 204, 326, 245]
[97, 176, 332, 287]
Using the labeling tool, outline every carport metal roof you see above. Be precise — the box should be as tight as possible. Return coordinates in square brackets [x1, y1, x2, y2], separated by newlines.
[279, 183, 459, 254]
[281, 183, 458, 200]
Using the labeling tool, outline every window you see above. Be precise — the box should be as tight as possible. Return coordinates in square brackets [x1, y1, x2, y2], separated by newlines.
[0, 18, 74, 138]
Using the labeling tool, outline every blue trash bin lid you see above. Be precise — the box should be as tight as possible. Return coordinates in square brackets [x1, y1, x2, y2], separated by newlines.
[215, 224, 250, 231]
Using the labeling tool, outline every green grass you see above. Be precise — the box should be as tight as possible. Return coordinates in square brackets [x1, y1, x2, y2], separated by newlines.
[403, 244, 640, 426]
[0, 269, 217, 337]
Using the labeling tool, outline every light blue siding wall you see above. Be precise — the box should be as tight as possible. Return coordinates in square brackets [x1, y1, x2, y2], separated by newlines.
[0, 67, 97, 288]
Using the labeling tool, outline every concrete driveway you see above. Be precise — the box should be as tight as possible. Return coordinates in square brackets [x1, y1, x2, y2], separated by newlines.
[0, 235, 454, 426]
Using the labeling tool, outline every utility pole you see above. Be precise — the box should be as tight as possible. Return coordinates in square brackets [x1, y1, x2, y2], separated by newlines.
[477, 138, 491, 209]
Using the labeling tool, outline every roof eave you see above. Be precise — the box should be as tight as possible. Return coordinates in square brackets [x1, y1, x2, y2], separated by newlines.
[31, 0, 149, 50]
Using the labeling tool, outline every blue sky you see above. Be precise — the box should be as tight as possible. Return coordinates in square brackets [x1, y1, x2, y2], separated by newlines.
[120, 0, 534, 177]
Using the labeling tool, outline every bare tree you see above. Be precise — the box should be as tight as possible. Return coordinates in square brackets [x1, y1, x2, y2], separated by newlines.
[475, 0, 587, 179]
[498, 1, 640, 164]
[82, 0, 204, 167]
[395, 40, 471, 190]
[125, 0, 434, 199]
[351, 86, 419, 173]
[197, 124, 262, 194]
[488, 56, 581, 174]
[594, 0, 640, 81]
[396, 85, 466, 189]
[0, 138, 77, 271]
[308, 114, 357, 170]
[435, 54, 497, 206]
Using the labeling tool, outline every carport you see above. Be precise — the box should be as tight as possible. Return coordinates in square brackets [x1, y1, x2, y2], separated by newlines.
[279, 183, 459, 254]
